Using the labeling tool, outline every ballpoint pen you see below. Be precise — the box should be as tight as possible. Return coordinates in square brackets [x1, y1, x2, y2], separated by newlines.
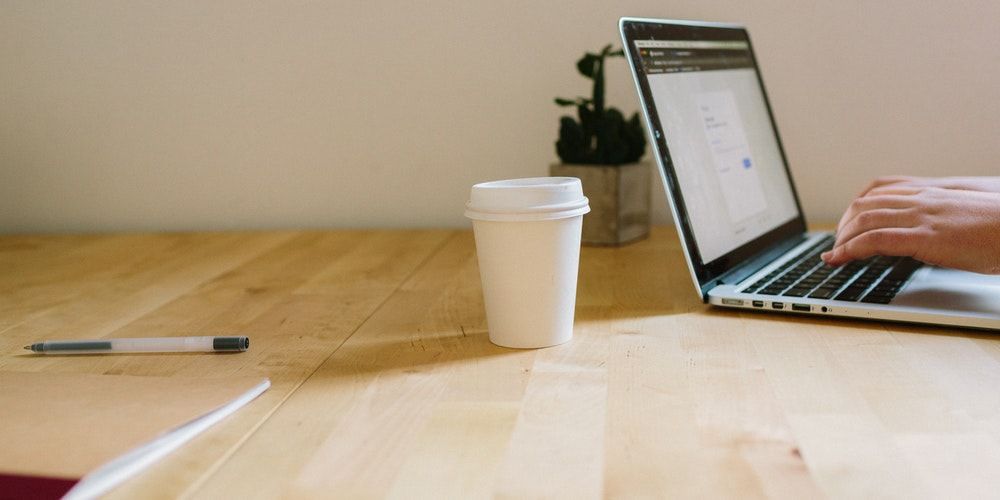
[24, 336, 250, 354]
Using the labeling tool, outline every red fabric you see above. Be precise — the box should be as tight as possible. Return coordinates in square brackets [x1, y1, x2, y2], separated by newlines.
[0, 472, 78, 500]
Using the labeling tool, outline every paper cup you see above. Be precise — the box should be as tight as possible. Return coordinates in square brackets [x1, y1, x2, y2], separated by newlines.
[465, 177, 589, 349]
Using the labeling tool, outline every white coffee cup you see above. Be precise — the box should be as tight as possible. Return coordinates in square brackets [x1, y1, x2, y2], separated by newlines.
[465, 177, 590, 348]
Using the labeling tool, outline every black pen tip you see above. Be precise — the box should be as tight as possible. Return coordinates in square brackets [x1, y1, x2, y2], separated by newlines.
[23, 345, 30, 350]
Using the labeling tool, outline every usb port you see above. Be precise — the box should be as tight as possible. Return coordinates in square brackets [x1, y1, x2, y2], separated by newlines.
[721, 298, 744, 306]
[771, 302, 784, 310]
[752, 300, 764, 308]
[792, 303, 811, 312]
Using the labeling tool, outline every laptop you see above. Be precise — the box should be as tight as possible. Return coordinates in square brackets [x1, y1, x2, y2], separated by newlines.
[619, 17, 1000, 330]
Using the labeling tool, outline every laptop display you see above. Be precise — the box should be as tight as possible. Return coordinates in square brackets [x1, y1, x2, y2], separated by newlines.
[634, 40, 799, 262]
[621, 20, 807, 290]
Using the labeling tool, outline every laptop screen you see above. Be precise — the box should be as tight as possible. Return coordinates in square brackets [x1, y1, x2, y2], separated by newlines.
[636, 39, 799, 262]
[621, 19, 807, 292]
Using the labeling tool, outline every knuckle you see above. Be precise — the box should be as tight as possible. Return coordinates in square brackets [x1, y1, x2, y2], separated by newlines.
[873, 175, 904, 187]
[916, 208, 939, 227]
[912, 226, 935, 241]
[856, 210, 878, 227]
[862, 229, 893, 247]
[869, 186, 897, 197]
[922, 186, 945, 197]
[867, 194, 893, 207]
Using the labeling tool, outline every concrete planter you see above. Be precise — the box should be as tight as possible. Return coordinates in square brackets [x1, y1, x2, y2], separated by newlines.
[549, 161, 651, 246]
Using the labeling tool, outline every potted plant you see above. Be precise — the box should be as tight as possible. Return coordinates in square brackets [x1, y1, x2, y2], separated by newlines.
[551, 44, 650, 246]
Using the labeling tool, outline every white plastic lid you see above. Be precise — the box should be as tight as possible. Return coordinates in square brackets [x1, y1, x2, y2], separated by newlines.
[464, 177, 590, 222]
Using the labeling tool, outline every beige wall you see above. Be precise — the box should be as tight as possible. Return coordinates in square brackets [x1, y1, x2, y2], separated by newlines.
[2, 1, 998, 233]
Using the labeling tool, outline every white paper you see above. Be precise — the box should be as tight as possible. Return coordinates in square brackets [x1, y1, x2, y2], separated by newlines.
[696, 90, 768, 223]
[62, 379, 270, 500]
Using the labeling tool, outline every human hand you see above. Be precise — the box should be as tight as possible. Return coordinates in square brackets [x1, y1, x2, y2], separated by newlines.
[821, 185, 1000, 274]
[836, 176, 1000, 235]
[855, 175, 1000, 197]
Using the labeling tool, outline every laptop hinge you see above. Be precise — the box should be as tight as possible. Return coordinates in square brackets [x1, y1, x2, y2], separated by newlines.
[715, 234, 808, 289]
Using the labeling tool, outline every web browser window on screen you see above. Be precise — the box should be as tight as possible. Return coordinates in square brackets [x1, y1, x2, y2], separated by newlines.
[635, 40, 799, 263]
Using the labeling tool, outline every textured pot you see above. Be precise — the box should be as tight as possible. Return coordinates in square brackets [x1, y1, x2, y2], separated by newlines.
[549, 161, 651, 246]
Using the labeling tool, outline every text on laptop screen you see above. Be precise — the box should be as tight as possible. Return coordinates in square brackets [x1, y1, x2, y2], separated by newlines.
[635, 40, 799, 263]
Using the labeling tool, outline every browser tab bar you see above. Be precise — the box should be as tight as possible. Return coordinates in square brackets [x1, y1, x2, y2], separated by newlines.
[634, 40, 749, 50]
[634, 39, 754, 74]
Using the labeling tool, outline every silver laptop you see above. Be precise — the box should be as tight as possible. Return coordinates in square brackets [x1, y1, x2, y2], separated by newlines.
[620, 17, 1000, 330]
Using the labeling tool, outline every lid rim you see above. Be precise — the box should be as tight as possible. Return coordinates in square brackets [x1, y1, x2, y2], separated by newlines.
[465, 205, 590, 222]
[465, 176, 590, 222]
[464, 197, 590, 216]
[471, 176, 582, 190]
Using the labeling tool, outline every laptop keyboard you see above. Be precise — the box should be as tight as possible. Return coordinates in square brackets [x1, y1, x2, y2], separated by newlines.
[740, 235, 921, 304]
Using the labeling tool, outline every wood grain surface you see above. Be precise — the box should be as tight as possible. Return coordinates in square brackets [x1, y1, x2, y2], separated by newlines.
[2, 227, 999, 499]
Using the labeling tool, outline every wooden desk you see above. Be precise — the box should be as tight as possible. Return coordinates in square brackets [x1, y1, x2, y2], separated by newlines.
[3, 227, 999, 499]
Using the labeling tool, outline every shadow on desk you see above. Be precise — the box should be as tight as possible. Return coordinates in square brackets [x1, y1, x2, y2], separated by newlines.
[310, 329, 526, 378]
[710, 305, 1000, 342]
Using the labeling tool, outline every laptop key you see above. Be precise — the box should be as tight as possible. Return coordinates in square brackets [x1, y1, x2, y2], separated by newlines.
[885, 259, 921, 280]
[808, 288, 836, 299]
[835, 287, 866, 301]
[860, 294, 893, 304]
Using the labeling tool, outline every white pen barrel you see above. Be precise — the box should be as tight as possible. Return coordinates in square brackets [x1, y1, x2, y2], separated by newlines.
[30, 336, 249, 353]
[109, 336, 215, 352]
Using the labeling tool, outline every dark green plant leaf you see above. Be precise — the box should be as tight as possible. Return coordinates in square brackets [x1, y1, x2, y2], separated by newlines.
[556, 116, 588, 164]
[557, 44, 647, 165]
[576, 54, 599, 78]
